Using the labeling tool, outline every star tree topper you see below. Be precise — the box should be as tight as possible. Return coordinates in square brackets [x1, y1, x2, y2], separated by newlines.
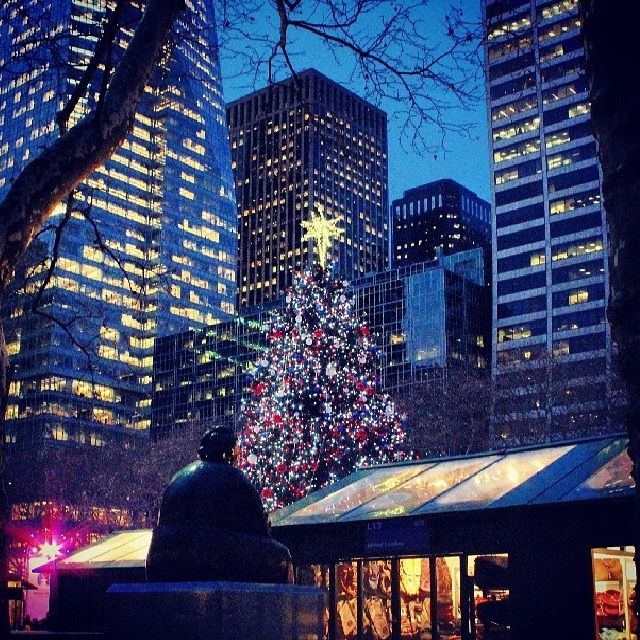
[302, 203, 344, 268]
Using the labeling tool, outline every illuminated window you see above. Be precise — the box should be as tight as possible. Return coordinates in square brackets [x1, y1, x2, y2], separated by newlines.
[568, 290, 589, 305]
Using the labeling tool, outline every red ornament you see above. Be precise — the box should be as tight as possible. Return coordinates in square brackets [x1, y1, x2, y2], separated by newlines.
[356, 428, 367, 441]
[355, 381, 366, 392]
[360, 326, 370, 336]
[261, 487, 273, 499]
[272, 329, 283, 339]
[273, 414, 283, 423]
[313, 328, 324, 338]
[276, 462, 287, 473]
[366, 386, 374, 395]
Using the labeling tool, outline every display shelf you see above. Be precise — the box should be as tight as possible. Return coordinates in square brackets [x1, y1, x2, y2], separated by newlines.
[593, 549, 636, 640]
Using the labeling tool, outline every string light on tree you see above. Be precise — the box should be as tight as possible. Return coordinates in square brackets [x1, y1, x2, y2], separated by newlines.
[239, 265, 407, 511]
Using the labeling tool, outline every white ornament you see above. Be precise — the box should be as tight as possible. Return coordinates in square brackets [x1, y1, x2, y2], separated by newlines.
[247, 454, 257, 465]
[295, 314, 303, 324]
[306, 337, 313, 345]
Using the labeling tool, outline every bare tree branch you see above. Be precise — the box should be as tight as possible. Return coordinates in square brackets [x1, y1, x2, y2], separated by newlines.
[56, 0, 130, 134]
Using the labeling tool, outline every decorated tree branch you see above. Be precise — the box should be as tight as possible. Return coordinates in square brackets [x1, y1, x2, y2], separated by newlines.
[240, 207, 406, 511]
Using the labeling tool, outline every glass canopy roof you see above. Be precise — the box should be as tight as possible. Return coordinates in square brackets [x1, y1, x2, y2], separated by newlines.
[272, 436, 633, 527]
[57, 530, 152, 570]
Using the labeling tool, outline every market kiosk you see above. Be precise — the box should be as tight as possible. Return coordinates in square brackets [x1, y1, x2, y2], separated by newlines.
[271, 435, 635, 640]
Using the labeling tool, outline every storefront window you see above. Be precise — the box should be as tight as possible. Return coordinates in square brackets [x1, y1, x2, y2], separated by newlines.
[336, 562, 358, 640]
[437, 556, 461, 639]
[400, 557, 431, 638]
[297, 564, 330, 640]
[469, 554, 510, 640]
[592, 548, 637, 640]
[363, 559, 392, 640]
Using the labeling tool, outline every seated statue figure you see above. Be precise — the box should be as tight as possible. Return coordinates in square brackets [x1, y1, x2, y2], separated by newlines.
[146, 425, 293, 584]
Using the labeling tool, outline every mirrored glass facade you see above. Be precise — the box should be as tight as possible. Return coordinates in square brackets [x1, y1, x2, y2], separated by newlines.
[1, 0, 236, 447]
[152, 249, 489, 436]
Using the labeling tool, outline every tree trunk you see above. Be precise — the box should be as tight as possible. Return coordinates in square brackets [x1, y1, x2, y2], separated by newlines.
[581, 0, 640, 621]
[0, 0, 185, 630]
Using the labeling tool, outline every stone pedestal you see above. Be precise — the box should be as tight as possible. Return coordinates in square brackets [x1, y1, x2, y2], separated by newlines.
[105, 581, 326, 640]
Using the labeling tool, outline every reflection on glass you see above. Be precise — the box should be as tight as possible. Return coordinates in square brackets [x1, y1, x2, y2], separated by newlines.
[569, 450, 634, 500]
[336, 562, 358, 640]
[286, 465, 429, 522]
[349, 458, 499, 520]
[437, 557, 460, 639]
[400, 557, 431, 639]
[428, 446, 573, 510]
[470, 554, 510, 640]
[363, 559, 393, 640]
[297, 564, 330, 640]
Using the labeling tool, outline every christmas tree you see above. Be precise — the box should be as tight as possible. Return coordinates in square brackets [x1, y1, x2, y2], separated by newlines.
[239, 207, 406, 511]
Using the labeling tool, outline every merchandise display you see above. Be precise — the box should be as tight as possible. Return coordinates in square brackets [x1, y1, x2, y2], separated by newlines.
[337, 562, 358, 640]
[593, 549, 637, 640]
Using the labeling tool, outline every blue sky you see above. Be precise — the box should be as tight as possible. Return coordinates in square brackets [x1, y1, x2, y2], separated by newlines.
[219, 0, 491, 204]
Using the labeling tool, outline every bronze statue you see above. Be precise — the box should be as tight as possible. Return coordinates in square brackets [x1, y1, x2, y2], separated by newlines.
[146, 425, 293, 584]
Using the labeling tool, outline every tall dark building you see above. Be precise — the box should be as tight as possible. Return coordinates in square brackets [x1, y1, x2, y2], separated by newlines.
[152, 248, 489, 436]
[0, 0, 236, 447]
[483, 0, 623, 444]
[227, 69, 389, 308]
[391, 179, 491, 268]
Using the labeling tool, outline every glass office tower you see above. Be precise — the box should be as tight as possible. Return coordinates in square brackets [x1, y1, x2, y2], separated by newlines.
[152, 248, 489, 436]
[227, 69, 389, 308]
[484, 0, 622, 444]
[0, 0, 236, 447]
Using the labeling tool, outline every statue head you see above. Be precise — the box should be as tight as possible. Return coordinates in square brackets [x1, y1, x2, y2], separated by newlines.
[197, 424, 237, 464]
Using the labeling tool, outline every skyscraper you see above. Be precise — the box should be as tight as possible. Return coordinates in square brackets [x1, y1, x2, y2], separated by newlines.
[0, 0, 237, 447]
[227, 69, 389, 308]
[391, 179, 491, 269]
[484, 0, 621, 443]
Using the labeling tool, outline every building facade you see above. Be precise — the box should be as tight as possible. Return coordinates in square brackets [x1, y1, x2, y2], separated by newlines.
[484, 0, 622, 444]
[0, 0, 237, 447]
[152, 249, 489, 436]
[391, 179, 491, 269]
[227, 69, 389, 308]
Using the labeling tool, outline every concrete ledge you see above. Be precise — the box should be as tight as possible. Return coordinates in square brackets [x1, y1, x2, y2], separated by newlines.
[105, 581, 326, 640]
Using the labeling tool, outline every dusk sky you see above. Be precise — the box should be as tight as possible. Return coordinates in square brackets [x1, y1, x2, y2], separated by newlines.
[219, 0, 491, 205]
